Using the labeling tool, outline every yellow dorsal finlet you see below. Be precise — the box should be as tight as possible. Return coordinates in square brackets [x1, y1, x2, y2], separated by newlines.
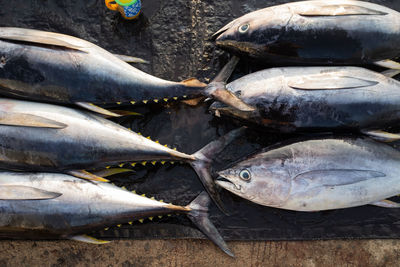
[143, 100, 148, 104]
[153, 99, 159, 103]
[139, 219, 144, 223]
[130, 101, 136, 105]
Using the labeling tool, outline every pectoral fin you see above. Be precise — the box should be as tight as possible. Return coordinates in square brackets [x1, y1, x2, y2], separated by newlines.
[75, 102, 121, 117]
[287, 74, 378, 90]
[0, 27, 88, 50]
[297, 4, 388, 16]
[362, 130, 400, 142]
[212, 56, 240, 83]
[295, 169, 386, 186]
[205, 82, 255, 112]
[69, 235, 110, 244]
[0, 185, 61, 200]
[370, 199, 400, 208]
[0, 111, 67, 129]
[113, 54, 149, 64]
[68, 170, 109, 182]
[374, 60, 400, 70]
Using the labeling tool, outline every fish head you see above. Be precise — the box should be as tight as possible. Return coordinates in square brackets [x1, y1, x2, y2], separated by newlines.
[216, 157, 291, 207]
[212, 6, 292, 57]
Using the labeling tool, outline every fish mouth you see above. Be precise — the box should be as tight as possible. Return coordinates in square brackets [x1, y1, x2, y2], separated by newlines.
[216, 176, 241, 191]
[211, 19, 238, 41]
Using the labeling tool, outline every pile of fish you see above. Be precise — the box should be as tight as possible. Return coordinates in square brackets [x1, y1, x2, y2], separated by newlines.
[0, 0, 400, 257]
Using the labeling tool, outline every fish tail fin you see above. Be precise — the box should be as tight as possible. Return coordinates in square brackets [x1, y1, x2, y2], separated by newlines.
[204, 56, 255, 112]
[186, 192, 234, 257]
[190, 127, 246, 213]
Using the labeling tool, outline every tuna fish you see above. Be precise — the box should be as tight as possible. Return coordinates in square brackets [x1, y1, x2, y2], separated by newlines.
[0, 171, 233, 256]
[0, 27, 249, 116]
[209, 66, 400, 141]
[0, 98, 243, 211]
[216, 137, 400, 212]
[213, 0, 400, 69]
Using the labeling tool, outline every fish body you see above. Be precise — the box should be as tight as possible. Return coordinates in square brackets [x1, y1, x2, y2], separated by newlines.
[0, 98, 193, 171]
[210, 66, 400, 133]
[0, 171, 233, 256]
[217, 137, 400, 211]
[214, 0, 400, 65]
[0, 98, 242, 211]
[0, 28, 205, 108]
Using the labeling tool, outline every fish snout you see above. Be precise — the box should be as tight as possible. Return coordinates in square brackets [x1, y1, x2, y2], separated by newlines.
[216, 171, 241, 191]
[211, 19, 239, 42]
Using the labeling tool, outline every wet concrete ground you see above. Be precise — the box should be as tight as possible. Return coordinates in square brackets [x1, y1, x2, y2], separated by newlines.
[0, 239, 399, 266]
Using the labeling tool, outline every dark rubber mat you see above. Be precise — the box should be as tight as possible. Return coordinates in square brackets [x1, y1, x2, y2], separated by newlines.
[1, 0, 400, 241]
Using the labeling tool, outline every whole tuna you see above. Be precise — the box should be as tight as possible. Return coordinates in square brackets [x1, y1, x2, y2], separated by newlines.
[0, 98, 242, 211]
[210, 66, 400, 140]
[213, 0, 400, 67]
[0, 27, 252, 116]
[216, 137, 400, 211]
[0, 27, 209, 116]
[0, 171, 233, 256]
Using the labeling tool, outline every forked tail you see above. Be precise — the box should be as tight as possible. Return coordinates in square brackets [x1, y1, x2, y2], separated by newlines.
[186, 192, 234, 257]
[190, 127, 245, 213]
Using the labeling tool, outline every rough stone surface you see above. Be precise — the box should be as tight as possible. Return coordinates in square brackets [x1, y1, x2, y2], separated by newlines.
[0, 239, 399, 266]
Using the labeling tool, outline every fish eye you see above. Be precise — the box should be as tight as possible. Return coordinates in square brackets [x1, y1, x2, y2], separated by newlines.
[239, 169, 251, 181]
[238, 24, 250, 34]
